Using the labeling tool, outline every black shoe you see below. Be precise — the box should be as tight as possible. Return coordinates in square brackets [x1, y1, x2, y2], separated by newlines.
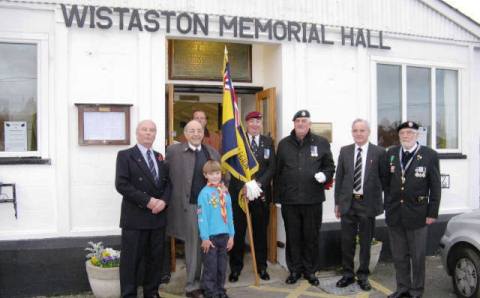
[185, 289, 204, 298]
[285, 272, 301, 284]
[304, 273, 319, 286]
[228, 271, 240, 282]
[357, 279, 372, 291]
[259, 269, 270, 280]
[336, 276, 355, 288]
[160, 274, 171, 284]
[387, 291, 411, 298]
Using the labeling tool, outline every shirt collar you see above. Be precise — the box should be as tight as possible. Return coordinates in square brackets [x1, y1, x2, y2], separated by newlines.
[354, 142, 368, 152]
[402, 142, 418, 153]
[137, 143, 152, 155]
[188, 143, 202, 151]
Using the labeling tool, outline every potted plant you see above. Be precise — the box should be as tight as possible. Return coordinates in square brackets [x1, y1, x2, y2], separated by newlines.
[353, 237, 383, 273]
[85, 241, 121, 298]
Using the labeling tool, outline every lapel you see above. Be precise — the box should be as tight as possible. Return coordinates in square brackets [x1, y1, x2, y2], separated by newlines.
[364, 143, 374, 183]
[181, 143, 195, 189]
[405, 145, 423, 178]
[131, 145, 157, 187]
[346, 144, 356, 176]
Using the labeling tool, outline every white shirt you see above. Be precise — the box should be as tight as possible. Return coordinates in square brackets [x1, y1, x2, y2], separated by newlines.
[353, 143, 369, 195]
[137, 143, 158, 177]
[402, 142, 418, 154]
[188, 143, 202, 152]
[248, 134, 260, 148]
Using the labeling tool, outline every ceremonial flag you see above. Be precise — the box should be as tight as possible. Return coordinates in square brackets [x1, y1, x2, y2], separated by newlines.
[220, 47, 259, 213]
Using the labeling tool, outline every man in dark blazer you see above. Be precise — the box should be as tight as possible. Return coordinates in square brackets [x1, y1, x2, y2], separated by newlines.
[228, 111, 275, 282]
[385, 121, 441, 298]
[115, 120, 171, 298]
[334, 119, 387, 291]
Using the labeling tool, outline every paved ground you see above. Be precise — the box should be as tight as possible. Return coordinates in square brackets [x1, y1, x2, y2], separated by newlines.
[41, 255, 456, 298]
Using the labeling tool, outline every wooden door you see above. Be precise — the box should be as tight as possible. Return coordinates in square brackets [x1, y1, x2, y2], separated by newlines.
[255, 87, 277, 263]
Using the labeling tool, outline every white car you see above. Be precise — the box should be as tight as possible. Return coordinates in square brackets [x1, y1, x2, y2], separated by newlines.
[440, 210, 480, 298]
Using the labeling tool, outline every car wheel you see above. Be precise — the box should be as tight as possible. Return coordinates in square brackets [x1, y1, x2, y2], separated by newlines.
[451, 247, 480, 298]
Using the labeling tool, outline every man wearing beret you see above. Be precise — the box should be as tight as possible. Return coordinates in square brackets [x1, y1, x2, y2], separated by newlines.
[228, 111, 276, 282]
[276, 110, 335, 286]
[385, 121, 441, 298]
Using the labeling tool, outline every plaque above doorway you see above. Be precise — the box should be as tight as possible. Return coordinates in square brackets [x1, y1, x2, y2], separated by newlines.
[168, 39, 252, 82]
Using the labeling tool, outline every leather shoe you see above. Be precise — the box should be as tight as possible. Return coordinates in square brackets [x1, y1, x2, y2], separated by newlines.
[160, 274, 170, 284]
[357, 279, 372, 291]
[185, 289, 204, 298]
[228, 271, 240, 282]
[304, 273, 319, 286]
[259, 269, 270, 280]
[285, 272, 301, 284]
[387, 291, 411, 298]
[336, 276, 355, 288]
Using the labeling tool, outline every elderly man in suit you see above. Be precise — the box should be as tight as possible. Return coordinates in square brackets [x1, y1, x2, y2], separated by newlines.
[385, 121, 441, 298]
[115, 120, 171, 298]
[228, 111, 275, 282]
[334, 119, 387, 291]
[166, 120, 221, 298]
[178, 110, 222, 152]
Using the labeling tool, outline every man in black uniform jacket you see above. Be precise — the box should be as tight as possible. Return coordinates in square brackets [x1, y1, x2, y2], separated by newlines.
[115, 120, 171, 298]
[228, 111, 275, 282]
[385, 121, 441, 298]
[276, 110, 335, 286]
[334, 119, 387, 291]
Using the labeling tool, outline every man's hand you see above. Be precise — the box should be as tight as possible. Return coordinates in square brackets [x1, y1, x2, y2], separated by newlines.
[227, 237, 234, 251]
[201, 239, 215, 253]
[426, 217, 436, 225]
[151, 199, 166, 214]
[147, 197, 158, 210]
[335, 205, 341, 219]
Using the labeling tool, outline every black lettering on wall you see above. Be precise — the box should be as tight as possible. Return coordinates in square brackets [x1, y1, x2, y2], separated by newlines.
[239, 17, 254, 38]
[287, 21, 301, 42]
[341, 26, 354, 46]
[61, 4, 88, 28]
[193, 14, 208, 35]
[254, 19, 272, 39]
[128, 9, 143, 31]
[220, 16, 238, 37]
[144, 10, 160, 32]
[308, 24, 320, 43]
[161, 11, 176, 33]
[96, 6, 113, 29]
[113, 7, 130, 30]
[177, 12, 192, 34]
[321, 24, 334, 44]
[273, 21, 287, 40]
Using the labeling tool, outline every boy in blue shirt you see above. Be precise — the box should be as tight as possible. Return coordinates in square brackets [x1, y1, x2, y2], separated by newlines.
[197, 160, 235, 298]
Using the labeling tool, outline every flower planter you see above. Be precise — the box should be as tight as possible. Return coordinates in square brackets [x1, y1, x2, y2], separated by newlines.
[353, 241, 383, 273]
[85, 260, 121, 298]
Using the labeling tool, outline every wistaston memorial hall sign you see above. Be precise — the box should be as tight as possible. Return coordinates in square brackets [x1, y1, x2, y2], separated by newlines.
[60, 4, 391, 49]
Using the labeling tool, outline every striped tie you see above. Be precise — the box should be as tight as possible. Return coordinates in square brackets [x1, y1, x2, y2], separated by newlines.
[146, 150, 159, 183]
[251, 137, 258, 154]
[353, 148, 363, 192]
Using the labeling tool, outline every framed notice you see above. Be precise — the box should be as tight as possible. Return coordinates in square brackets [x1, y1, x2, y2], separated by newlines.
[168, 39, 252, 82]
[311, 122, 333, 143]
[75, 104, 132, 145]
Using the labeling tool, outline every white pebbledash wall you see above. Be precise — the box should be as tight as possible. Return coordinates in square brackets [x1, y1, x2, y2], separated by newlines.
[0, 0, 479, 247]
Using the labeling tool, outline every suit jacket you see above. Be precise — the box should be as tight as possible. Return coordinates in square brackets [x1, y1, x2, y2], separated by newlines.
[115, 145, 171, 229]
[384, 145, 441, 229]
[229, 134, 276, 203]
[334, 143, 387, 217]
[165, 142, 220, 240]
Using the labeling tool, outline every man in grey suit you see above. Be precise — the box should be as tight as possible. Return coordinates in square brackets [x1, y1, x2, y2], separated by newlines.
[166, 120, 221, 298]
[335, 119, 387, 291]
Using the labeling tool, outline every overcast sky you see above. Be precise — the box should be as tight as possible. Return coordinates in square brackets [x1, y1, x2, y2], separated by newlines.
[442, 0, 480, 23]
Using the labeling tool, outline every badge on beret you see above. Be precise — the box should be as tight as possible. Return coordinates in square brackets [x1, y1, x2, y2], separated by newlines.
[408, 122, 413, 127]
[301, 111, 306, 116]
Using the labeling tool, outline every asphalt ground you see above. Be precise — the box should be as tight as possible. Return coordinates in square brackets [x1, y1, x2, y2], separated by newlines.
[40, 255, 456, 298]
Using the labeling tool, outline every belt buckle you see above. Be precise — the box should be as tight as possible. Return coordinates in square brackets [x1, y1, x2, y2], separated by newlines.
[353, 194, 363, 201]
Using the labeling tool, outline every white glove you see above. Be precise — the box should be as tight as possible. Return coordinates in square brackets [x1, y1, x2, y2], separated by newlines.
[314, 172, 326, 183]
[245, 180, 262, 201]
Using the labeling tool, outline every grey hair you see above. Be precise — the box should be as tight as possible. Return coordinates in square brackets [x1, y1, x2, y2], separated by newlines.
[351, 118, 371, 131]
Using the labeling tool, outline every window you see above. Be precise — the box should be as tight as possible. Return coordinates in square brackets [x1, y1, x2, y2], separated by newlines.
[377, 63, 459, 151]
[0, 42, 38, 153]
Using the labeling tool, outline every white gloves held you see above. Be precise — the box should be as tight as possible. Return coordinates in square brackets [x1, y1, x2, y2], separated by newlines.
[314, 172, 326, 183]
[245, 180, 262, 201]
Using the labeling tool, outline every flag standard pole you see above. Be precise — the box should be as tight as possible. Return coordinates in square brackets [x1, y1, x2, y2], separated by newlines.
[242, 194, 260, 286]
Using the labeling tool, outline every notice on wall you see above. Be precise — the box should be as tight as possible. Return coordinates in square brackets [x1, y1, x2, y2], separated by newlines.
[4, 121, 28, 152]
[83, 111, 126, 141]
[418, 127, 428, 146]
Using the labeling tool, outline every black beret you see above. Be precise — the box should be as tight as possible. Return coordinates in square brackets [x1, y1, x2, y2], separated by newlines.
[397, 121, 419, 132]
[292, 109, 310, 121]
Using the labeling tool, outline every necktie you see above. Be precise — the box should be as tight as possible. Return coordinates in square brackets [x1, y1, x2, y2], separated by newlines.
[353, 148, 363, 192]
[146, 150, 158, 183]
[251, 137, 258, 154]
[402, 151, 411, 168]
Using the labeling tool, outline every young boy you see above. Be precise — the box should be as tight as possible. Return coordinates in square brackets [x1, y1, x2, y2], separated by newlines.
[197, 160, 235, 298]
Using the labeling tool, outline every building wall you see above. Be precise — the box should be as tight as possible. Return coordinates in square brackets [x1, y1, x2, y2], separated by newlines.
[0, 1, 479, 243]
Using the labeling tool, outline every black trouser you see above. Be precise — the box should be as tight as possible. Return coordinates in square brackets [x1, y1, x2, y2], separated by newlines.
[281, 203, 322, 275]
[201, 234, 229, 298]
[340, 201, 375, 280]
[229, 196, 269, 273]
[120, 228, 165, 298]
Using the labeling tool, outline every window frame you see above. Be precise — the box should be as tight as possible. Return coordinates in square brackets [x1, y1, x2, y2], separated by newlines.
[371, 56, 463, 153]
[0, 32, 49, 158]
